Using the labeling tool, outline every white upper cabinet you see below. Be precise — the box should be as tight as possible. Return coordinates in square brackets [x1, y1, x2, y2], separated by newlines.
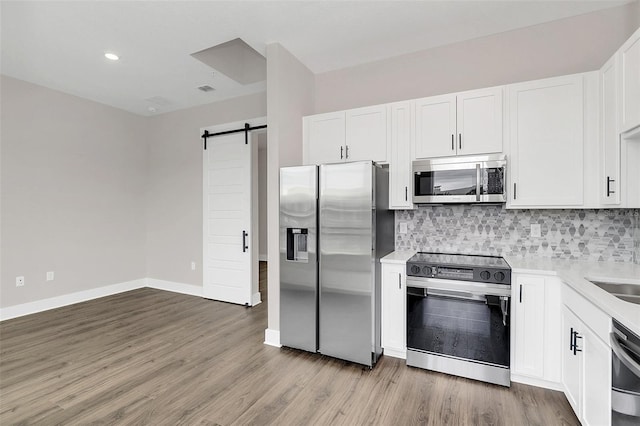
[620, 27, 640, 133]
[600, 54, 621, 205]
[414, 94, 457, 158]
[389, 102, 414, 209]
[303, 111, 345, 165]
[414, 87, 503, 159]
[303, 105, 388, 165]
[456, 87, 503, 156]
[345, 105, 389, 162]
[508, 74, 584, 207]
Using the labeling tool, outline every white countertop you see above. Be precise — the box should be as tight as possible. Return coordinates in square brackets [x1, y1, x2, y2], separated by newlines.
[381, 250, 640, 336]
[380, 250, 416, 264]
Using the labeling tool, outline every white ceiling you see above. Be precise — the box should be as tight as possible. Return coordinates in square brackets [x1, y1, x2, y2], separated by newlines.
[1, 0, 630, 116]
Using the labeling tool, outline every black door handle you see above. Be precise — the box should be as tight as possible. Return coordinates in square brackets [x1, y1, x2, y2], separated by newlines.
[513, 183, 517, 200]
[405, 186, 408, 201]
[573, 332, 582, 355]
[459, 133, 462, 150]
[519, 285, 522, 303]
[242, 230, 248, 252]
[451, 134, 454, 151]
[570, 327, 575, 351]
[607, 176, 615, 196]
[340, 146, 343, 159]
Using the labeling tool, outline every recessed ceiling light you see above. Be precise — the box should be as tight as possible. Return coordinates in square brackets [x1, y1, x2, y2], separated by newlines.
[104, 52, 119, 61]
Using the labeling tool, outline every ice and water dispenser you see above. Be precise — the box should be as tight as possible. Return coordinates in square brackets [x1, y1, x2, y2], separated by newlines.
[286, 228, 309, 262]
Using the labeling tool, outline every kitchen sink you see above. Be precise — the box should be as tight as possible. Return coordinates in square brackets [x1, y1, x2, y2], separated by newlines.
[588, 280, 640, 305]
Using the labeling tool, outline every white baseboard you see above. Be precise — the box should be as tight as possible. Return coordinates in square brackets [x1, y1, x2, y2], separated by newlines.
[252, 292, 262, 306]
[511, 374, 564, 391]
[146, 278, 203, 298]
[383, 347, 407, 360]
[0, 279, 146, 321]
[264, 328, 281, 347]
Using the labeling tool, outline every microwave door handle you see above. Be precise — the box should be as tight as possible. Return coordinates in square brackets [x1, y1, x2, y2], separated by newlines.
[476, 164, 481, 202]
[611, 332, 640, 377]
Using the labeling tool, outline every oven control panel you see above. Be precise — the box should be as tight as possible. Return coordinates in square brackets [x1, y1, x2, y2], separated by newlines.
[407, 255, 511, 285]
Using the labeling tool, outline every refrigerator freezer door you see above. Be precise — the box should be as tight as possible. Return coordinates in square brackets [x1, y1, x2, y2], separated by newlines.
[280, 165, 318, 352]
[319, 161, 375, 366]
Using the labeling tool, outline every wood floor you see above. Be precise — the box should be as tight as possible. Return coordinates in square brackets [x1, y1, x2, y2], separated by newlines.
[1, 262, 579, 425]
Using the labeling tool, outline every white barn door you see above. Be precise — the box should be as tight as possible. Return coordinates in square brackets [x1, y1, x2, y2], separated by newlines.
[203, 125, 258, 305]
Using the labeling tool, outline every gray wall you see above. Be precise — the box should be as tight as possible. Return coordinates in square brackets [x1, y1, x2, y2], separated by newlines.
[266, 43, 315, 338]
[1, 75, 147, 307]
[145, 92, 266, 285]
[314, 1, 640, 113]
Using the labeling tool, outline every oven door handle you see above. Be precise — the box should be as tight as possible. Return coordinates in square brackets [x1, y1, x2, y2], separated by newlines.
[611, 332, 640, 377]
[426, 287, 478, 300]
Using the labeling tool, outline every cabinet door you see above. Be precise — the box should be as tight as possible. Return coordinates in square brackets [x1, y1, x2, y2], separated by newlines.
[381, 264, 406, 358]
[456, 87, 503, 156]
[414, 94, 457, 159]
[582, 327, 611, 426]
[508, 74, 584, 207]
[304, 112, 345, 165]
[620, 28, 640, 133]
[389, 102, 414, 209]
[562, 306, 582, 418]
[345, 105, 388, 162]
[513, 275, 546, 378]
[601, 54, 621, 205]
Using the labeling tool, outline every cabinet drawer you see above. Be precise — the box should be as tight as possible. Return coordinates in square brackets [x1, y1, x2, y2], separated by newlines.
[562, 283, 611, 343]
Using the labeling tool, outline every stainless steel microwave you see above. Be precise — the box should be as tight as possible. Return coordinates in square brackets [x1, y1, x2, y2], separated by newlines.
[412, 155, 507, 204]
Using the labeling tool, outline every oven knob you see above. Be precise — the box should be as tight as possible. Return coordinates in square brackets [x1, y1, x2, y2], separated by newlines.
[480, 270, 491, 281]
[495, 271, 505, 282]
[422, 266, 431, 276]
[410, 265, 421, 275]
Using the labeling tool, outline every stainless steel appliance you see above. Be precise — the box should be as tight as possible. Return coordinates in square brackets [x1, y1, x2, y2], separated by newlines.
[279, 161, 394, 367]
[611, 319, 640, 425]
[405, 252, 512, 386]
[412, 154, 506, 204]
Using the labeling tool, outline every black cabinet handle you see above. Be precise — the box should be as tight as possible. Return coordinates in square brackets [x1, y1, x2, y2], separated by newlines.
[398, 274, 402, 290]
[405, 186, 408, 201]
[451, 134, 454, 151]
[345, 145, 349, 159]
[607, 176, 615, 196]
[570, 327, 575, 351]
[340, 146, 343, 159]
[458, 133, 462, 150]
[242, 230, 248, 252]
[513, 183, 517, 200]
[519, 285, 522, 303]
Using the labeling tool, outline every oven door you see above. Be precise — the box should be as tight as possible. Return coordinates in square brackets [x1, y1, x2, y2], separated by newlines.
[406, 277, 511, 369]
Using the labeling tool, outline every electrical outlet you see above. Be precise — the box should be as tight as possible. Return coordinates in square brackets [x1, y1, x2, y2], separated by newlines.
[16, 276, 24, 287]
[46, 271, 54, 281]
[399, 222, 408, 234]
[530, 224, 541, 238]
[191, 261, 196, 271]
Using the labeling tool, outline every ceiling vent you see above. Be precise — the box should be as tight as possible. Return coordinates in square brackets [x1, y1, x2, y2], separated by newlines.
[191, 38, 266, 85]
[197, 85, 215, 92]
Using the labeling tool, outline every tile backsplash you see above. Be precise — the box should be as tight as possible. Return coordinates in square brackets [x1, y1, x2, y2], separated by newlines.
[395, 206, 640, 264]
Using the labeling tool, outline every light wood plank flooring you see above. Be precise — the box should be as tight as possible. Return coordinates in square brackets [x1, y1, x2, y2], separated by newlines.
[1, 262, 578, 425]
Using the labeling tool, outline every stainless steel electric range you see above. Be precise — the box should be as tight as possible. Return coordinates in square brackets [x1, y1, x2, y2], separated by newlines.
[405, 252, 512, 387]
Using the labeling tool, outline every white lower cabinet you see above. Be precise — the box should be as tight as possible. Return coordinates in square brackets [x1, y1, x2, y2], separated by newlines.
[511, 274, 562, 387]
[562, 285, 612, 426]
[381, 263, 406, 359]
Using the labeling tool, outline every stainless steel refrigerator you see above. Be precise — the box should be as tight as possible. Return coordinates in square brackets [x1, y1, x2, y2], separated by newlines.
[279, 161, 394, 367]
